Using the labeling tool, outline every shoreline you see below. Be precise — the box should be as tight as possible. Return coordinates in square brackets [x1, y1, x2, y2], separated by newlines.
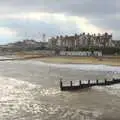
[0, 55, 119, 67]
[39, 56, 120, 67]
[40, 61, 120, 67]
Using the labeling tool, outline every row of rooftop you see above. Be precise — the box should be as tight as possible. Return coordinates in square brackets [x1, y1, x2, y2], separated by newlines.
[48, 32, 120, 49]
[51, 32, 112, 39]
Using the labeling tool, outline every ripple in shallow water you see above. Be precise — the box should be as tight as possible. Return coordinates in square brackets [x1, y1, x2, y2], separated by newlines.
[39, 88, 61, 96]
[0, 76, 102, 120]
[92, 84, 120, 97]
[0, 77, 39, 119]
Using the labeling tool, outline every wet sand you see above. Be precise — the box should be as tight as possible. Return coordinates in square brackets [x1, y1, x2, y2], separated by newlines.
[0, 55, 119, 66]
[40, 56, 120, 66]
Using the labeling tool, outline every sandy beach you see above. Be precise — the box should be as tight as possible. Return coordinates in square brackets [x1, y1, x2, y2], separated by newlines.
[40, 56, 120, 66]
[0, 53, 119, 66]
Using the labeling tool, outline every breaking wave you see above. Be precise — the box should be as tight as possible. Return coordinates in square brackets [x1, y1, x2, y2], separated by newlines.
[34, 61, 120, 74]
[92, 84, 120, 97]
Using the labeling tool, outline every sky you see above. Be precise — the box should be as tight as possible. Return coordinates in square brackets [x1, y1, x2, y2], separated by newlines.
[0, 0, 118, 44]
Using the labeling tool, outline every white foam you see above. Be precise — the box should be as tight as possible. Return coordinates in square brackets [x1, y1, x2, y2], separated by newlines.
[3, 60, 120, 74]
[40, 88, 61, 96]
[33, 61, 120, 73]
[0, 76, 39, 102]
[0, 56, 14, 59]
[92, 84, 120, 97]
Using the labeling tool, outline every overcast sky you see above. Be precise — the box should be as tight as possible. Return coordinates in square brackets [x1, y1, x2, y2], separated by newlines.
[0, 0, 118, 44]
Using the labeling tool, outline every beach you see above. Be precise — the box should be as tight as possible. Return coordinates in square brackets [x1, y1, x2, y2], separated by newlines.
[3, 52, 119, 66]
[40, 56, 120, 66]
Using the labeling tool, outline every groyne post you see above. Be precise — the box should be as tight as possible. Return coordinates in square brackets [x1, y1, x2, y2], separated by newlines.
[79, 80, 81, 86]
[105, 78, 107, 85]
[60, 78, 63, 90]
[59, 78, 120, 91]
[88, 80, 90, 86]
[70, 81, 72, 87]
[96, 79, 98, 85]
[113, 78, 115, 81]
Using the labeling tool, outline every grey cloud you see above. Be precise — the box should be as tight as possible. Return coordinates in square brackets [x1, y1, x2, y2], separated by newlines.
[0, 0, 117, 17]
[0, 0, 119, 40]
[0, 18, 80, 40]
[90, 16, 119, 31]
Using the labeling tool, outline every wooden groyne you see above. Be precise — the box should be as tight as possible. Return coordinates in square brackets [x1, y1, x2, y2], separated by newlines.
[60, 78, 120, 91]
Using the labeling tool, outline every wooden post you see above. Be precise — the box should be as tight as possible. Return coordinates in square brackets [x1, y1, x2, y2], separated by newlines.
[70, 81, 72, 87]
[105, 79, 107, 85]
[112, 78, 115, 81]
[60, 78, 63, 90]
[79, 80, 81, 86]
[96, 79, 98, 85]
[88, 80, 90, 86]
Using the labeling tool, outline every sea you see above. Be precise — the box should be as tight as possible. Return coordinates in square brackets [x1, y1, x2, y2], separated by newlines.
[0, 56, 120, 120]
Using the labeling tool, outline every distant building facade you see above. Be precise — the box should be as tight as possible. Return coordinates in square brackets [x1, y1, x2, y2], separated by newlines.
[112, 40, 120, 48]
[48, 33, 115, 49]
[60, 51, 102, 56]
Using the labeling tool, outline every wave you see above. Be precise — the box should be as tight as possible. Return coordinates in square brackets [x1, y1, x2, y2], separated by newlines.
[0, 76, 39, 102]
[34, 61, 120, 74]
[92, 84, 120, 97]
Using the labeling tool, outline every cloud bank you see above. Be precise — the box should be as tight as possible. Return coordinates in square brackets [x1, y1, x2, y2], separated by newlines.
[0, 0, 118, 44]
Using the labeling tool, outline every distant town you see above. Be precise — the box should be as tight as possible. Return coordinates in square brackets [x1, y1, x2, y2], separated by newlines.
[0, 32, 120, 56]
[49, 33, 119, 49]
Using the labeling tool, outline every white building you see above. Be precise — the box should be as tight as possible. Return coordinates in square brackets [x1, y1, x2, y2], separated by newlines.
[48, 32, 114, 49]
[60, 51, 102, 56]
